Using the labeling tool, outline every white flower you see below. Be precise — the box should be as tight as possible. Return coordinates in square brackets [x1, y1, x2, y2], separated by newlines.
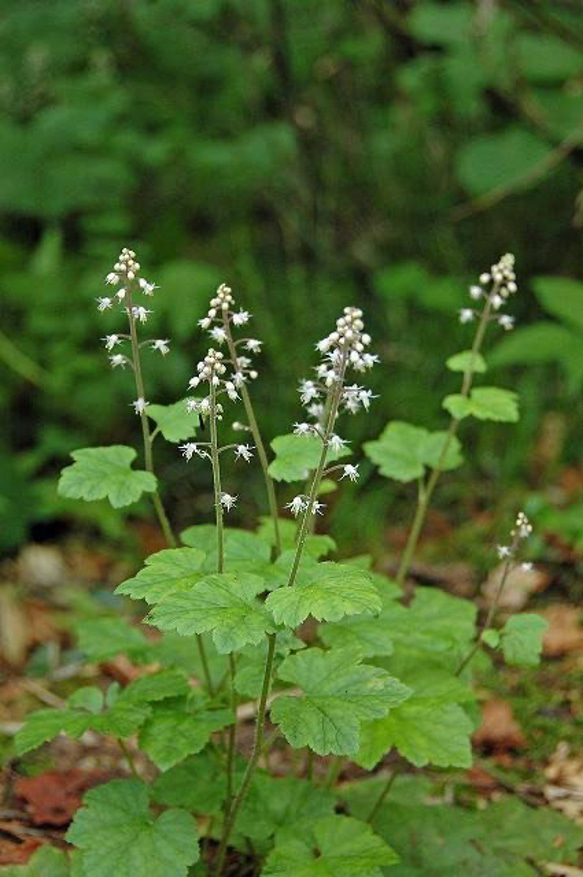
[198, 317, 212, 330]
[498, 315, 514, 331]
[479, 273, 490, 284]
[105, 272, 119, 285]
[151, 339, 170, 355]
[179, 442, 199, 461]
[234, 444, 254, 462]
[310, 500, 326, 516]
[307, 402, 325, 421]
[358, 389, 376, 411]
[132, 306, 152, 323]
[285, 496, 307, 517]
[139, 278, 158, 296]
[469, 285, 482, 300]
[225, 381, 239, 401]
[329, 434, 349, 453]
[210, 326, 227, 344]
[521, 562, 534, 572]
[459, 308, 475, 324]
[109, 354, 127, 369]
[245, 339, 262, 353]
[232, 310, 250, 326]
[96, 297, 113, 311]
[497, 545, 512, 559]
[103, 334, 121, 351]
[340, 464, 359, 483]
[514, 512, 533, 539]
[491, 294, 504, 310]
[293, 422, 313, 436]
[299, 380, 320, 405]
[132, 397, 149, 415]
[220, 493, 238, 512]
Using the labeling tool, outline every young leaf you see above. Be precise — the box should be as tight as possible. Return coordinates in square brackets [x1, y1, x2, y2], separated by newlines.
[147, 572, 274, 653]
[58, 446, 157, 508]
[442, 394, 472, 420]
[446, 350, 487, 374]
[115, 548, 206, 604]
[268, 434, 350, 483]
[482, 628, 501, 649]
[443, 387, 519, 422]
[364, 421, 462, 482]
[271, 648, 411, 756]
[262, 815, 398, 876]
[146, 400, 199, 443]
[66, 779, 199, 877]
[500, 613, 548, 667]
[266, 563, 381, 628]
[138, 701, 233, 770]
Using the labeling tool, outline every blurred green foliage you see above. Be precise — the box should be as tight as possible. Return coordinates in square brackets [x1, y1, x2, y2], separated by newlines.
[1, 0, 582, 551]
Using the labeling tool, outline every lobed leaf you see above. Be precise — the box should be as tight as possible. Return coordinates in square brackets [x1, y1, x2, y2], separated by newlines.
[268, 433, 350, 483]
[138, 701, 233, 770]
[364, 421, 463, 482]
[443, 387, 519, 422]
[146, 400, 199, 443]
[115, 547, 206, 604]
[500, 613, 548, 667]
[58, 446, 157, 508]
[446, 349, 487, 374]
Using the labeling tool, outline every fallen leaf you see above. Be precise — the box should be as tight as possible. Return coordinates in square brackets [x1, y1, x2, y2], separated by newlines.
[473, 699, 526, 752]
[541, 606, 583, 658]
[0, 836, 42, 866]
[17, 545, 68, 588]
[14, 770, 110, 826]
[545, 742, 583, 825]
[483, 564, 549, 612]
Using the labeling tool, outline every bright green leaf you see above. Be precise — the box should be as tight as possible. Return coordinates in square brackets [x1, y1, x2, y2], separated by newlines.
[180, 525, 271, 570]
[446, 350, 487, 374]
[237, 774, 337, 842]
[364, 422, 463, 482]
[444, 387, 519, 422]
[147, 572, 274, 653]
[58, 446, 157, 508]
[268, 434, 350, 483]
[271, 648, 411, 756]
[66, 779, 199, 877]
[456, 127, 553, 197]
[122, 670, 190, 703]
[152, 750, 227, 814]
[517, 34, 582, 84]
[532, 275, 583, 333]
[482, 628, 501, 649]
[138, 702, 233, 770]
[266, 563, 381, 628]
[146, 400, 199, 443]
[442, 394, 472, 420]
[501, 613, 548, 667]
[76, 618, 150, 662]
[115, 548, 206, 604]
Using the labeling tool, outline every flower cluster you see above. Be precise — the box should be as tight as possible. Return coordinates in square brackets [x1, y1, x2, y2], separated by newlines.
[197, 283, 261, 392]
[462, 253, 518, 331]
[187, 349, 239, 403]
[284, 496, 326, 517]
[96, 248, 170, 369]
[497, 511, 534, 570]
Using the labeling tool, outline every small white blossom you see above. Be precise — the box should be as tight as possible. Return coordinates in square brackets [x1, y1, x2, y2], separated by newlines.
[310, 500, 326, 516]
[497, 545, 512, 559]
[299, 380, 320, 405]
[210, 326, 227, 345]
[220, 493, 238, 512]
[198, 317, 212, 330]
[498, 315, 514, 331]
[103, 334, 122, 351]
[479, 273, 491, 284]
[293, 422, 313, 436]
[96, 296, 113, 311]
[139, 278, 158, 296]
[109, 354, 127, 369]
[132, 306, 152, 323]
[340, 464, 359, 482]
[232, 421, 249, 432]
[514, 512, 533, 540]
[329, 434, 349, 453]
[151, 339, 170, 355]
[179, 442, 199, 461]
[521, 562, 534, 572]
[232, 310, 250, 326]
[132, 397, 149, 415]
[459, 308, 475, 324]
[105, 272, 119, 286]
[234, 444, 254, 462]
[491, 294, 504, 310]
[285, 496, 307, 517]
[469, 285, 482, 300]
[245, 339, 262, 353]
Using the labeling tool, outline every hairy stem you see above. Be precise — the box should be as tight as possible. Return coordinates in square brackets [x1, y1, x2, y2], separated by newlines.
[222, 315, 282, 556]
[125, 291, 176, 547]
[395, 293, 495, 587]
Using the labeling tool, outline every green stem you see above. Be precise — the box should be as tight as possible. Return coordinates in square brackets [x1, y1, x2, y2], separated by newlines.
[118, 739, 138, 779]
[125, 289, 177, 548]
[305, 749, 313, 781]
[223, 315, 282, 557]
[395, 292, 496, 588]
[366, 769, 398, 823]
[324, 755, 344, 789]
[213, 355, 349, 875]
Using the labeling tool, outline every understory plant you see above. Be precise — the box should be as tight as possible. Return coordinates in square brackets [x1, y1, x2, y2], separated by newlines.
[13, 249, 572, 877]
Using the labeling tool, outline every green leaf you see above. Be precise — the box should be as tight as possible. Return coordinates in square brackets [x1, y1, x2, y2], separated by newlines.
[0, 845, 71, 876]
[319, 615, 394, 658]
[532, 275, 583, 333]
[180, 525, 271, 570]
[482, 628, 501, 649]
[456, 127, 553, 197]
[147, 572, 274, 653]
[271, 648, 411, 756]
[76, 618, 150, 662]
[408, 1, 472, 46]
[489, 322, 581, 367]
[364, 421, 463, 483]
[268, 434, 350, 483]
[146, 400, 199, 443]
[446, 350, 487, 374]
[443, 387, 519, 422]
[115, 548, 206, 604]
[68, 687, 104, 714]
[66, 779, 199, 877]
[122, 670, 190, 703]
[517, 34, 582, 84]
[152, 750, 227, 815]
[237, 774, 337, 842]
[257, 517, 336, 559]
[357, 699, 473, 770]
[58, 446, 157, 509]
[263, 815, 398, 876]
[266, 563, 381, 628]
[138, 701, 233, 770]
[500, 613, 548, 667]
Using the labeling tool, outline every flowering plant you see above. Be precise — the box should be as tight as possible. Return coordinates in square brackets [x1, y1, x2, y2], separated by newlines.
[15, 250, 557, 877]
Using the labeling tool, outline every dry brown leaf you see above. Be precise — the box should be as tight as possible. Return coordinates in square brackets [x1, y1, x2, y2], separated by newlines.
[0, 836, 42, 866]
[473, 698, 526, 752]
[544, 743, 583, 825]
[541, 606, 583, 658]
[14, 770, 109, 827]
[482, 563, 549, 612]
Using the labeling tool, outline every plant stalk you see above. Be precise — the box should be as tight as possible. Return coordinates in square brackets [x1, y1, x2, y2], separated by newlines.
[366, 768, 399, 823]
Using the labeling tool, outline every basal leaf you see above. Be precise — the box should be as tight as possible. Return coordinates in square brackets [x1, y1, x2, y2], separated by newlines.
[115, 548, 206, 604]
[58, 446, 157, 508]
[237, 774, 336, 842]
[147, 572, 274, 653]
[500, 613, 548, 667]
[268, 434, 350, 483]
[76, 617, 150, 662]
[364, 421, 463, 482]
[271, 648, 411, 756]
[446, 350, 487, 374]
[152, 750, 227, 814]
[146, 400, 199, 443]
[266, 563, 381, 628]
[138, 701, 233, 770]
[263, 815, 398, 876]
[66, 779, 199, 877]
